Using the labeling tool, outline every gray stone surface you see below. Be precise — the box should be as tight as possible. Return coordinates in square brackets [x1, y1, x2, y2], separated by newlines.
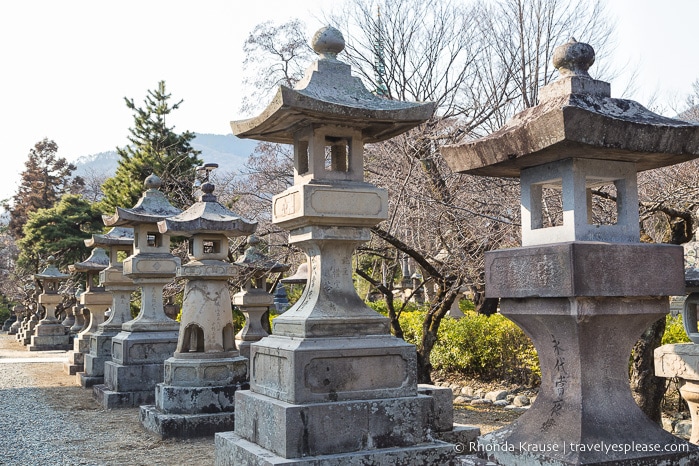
[216, 431, 457, 466]
[440, 37, 699, 466]
[485, 242, 684, 299]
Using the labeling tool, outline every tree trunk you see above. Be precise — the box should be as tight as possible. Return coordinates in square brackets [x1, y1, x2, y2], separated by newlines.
[630, 316, 667, 424]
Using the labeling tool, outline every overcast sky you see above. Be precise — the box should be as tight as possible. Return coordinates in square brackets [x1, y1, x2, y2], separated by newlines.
[1, 0, 698, 203]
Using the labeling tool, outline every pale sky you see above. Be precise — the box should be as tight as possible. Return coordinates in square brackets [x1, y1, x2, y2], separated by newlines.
[1, 0, 698, 204]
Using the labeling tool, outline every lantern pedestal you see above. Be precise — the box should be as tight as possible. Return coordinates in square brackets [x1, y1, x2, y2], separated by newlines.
[28, 294, 70, 351]
[476, 242, 698, 465]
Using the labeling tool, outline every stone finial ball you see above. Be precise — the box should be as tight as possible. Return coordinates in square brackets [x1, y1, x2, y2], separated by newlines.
[47, 255, 56, 263]
[201, 182, 215, 194]
[552, 38, 595, 77]
[144, 173, 162, 190]
[312, 26, 345, 58]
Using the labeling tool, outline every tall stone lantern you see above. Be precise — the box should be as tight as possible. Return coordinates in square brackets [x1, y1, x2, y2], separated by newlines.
[216, 26, 464, 465]
[65, 247, 111, 376]
[140, 178, 256, 439]
[93, 174, 182, 408]
[28, 256, 71, 351]
[81, 227, 135, 388]
[442, 39, 699, 465]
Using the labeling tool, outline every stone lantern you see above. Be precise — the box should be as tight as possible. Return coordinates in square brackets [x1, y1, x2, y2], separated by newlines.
[81, 227, 136, 388]
[65, 247, 110, 376]
[140, 177, 256, 439]
[233, 235, 289, 359]
[6, 304, 25, 335]
[3, 304, 20, 332]
[442, 39, 699, 465]
[94, 174, 182, 409]
[28, 255, 71, 351]
[216, 26, 467, 465]
[68, 285, 85, 334]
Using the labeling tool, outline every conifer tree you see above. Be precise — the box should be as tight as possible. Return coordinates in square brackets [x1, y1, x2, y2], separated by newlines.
[4, 138, 83, 240]
[17, 194, 104, 273]
[99, 81, 202, 212]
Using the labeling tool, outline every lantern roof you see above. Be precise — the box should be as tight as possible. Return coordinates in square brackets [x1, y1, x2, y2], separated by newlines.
[158, 181, 257, 237]
[442, 39, 699, 177]
[84, 227, 134, 248]
[234, 235, 289, 274]
[69, 247, 110, 273]
[231, 26, 435, 144]
[103, 174, 181, 227]
[34, 256, 70, 281]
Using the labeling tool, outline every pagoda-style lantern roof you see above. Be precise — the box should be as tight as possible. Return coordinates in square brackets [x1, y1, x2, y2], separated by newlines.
[231, 26, 435, 145]
[35, 256, 70, 295]
[69, 248, 110, 274]
[103, 174, 181, 227]
[158, 182, 256, 238]
[442, 38, 699, 178]
[280, 262, 308, 285]
[35, 255, 70, 282]
[84, 227, 134, 247]
[234, 235, 289, 275]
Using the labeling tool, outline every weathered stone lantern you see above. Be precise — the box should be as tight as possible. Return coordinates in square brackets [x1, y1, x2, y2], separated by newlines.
[28, 255, 71, 351]
[94, 174, 182, 408]
[140, 178, 256, 439]
[6, 304, 25, 335]
[65, 247, 110, 376]
[216, 26, 465, 465]
[68, 285, 86, 334]
[81, 227, 136, 388]
[442, 38, 699, 465]
[233, 235, 288, 359]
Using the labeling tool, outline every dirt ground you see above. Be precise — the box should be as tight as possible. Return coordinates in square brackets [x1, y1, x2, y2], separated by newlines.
[0, 333, 521, 465]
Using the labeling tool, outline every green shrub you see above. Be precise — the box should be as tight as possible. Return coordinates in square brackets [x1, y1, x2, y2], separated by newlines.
[368, 300, 540, 385]
[663, 313, 691, 345]
[0, 305, 10, 324]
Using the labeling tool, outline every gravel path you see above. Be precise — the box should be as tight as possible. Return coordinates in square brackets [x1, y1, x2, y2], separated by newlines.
[0, 332, 515, 466]
[0, 333, 214, 466]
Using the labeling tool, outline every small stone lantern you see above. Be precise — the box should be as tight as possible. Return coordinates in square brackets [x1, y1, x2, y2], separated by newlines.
[217, 26, 464, 465]
[94, 174, 182, 409]
[81, 227, 136, 388]
[140, 178, 256, 439]
[443, 38, 699, 465]
[233, 235, 289, 359]
[7, 304, 25, 335]
[65, 247, 110, 376]
[28, 256, 71, 351]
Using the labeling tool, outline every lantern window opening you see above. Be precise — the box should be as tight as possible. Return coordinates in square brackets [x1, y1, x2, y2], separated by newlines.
[182, 323, 205, 353]
[324, 136, 350, 172]
[116, 249, 129, 264]
[587, 178, 619, 226]
[222, 323, 236, 351]
[146, 232, 160, 248]
[529, 179, 564, 231]
[188, 238, 195, 256]
[203, 239, 221, 255]
[89, 273, 100, 290]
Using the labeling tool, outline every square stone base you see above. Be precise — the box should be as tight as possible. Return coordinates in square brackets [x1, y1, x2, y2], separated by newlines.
[93, 382, 156, 409]
[27, 334, 71, 351]
[77, 371, 102, 388]
[84, 353, 107, 378]
[215, 431, 457, 466]
[140, 405, 236, 439]
[233, 390, 434, 458]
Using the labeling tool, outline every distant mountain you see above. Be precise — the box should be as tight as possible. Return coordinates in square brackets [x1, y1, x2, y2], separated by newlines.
[72, 133, 259, 178]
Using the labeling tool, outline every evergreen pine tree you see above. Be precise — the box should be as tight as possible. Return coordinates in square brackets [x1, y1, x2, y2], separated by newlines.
[17, 194, 104, 273]
[4, 138, 83, 239]
[99, 81, 202, 212]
